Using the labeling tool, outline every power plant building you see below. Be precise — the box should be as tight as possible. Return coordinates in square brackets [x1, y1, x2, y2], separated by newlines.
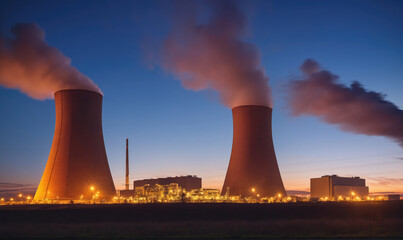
[134, 175, 201, 191]
[310, 175, 369, 199]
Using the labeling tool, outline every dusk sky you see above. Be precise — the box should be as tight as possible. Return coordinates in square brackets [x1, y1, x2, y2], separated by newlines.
[1, 0, 402, 195]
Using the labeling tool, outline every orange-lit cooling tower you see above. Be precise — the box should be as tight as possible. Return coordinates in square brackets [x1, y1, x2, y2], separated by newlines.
[222, 105, 286, 197]
[34, 89, 116, 201]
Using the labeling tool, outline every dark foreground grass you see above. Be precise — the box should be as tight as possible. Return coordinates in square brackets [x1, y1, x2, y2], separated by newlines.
[1, 219, 402, 239]
[0, 202, 402, 239]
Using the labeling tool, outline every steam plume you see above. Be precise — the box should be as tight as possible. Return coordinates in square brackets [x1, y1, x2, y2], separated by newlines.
[0, 23, 100, 100]
[287, 59, 403, 147]
[160, 1, 271, 108]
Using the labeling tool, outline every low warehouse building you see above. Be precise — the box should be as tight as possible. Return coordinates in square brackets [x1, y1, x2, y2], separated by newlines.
[311, 175, 369, 200]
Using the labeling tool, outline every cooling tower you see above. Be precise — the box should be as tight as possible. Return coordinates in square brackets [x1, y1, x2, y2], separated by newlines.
[34, 89, 116, 201]
[222, 105, 286, 197]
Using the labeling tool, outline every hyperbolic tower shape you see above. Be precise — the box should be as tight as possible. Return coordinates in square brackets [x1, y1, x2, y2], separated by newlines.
[34, 89, 116, 200]
[222, 105, 286, 197]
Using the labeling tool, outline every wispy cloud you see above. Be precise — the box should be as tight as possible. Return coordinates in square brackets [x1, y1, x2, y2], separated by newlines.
[370, 191, 402, 195]
[0, 182, 35, 190]
[0, 183, 36, 198]
[286, 190, 310, 196]
[367, 177, 403, 186]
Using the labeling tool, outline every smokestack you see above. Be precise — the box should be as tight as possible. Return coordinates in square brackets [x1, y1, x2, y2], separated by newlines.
[125, 138, 129, 190]
[222, 105, 286, 197]
[34, 89, 116, 200]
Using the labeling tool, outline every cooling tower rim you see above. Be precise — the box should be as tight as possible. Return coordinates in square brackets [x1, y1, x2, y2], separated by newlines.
[54, 89, 103, 97]
[232, 105, 273, 110]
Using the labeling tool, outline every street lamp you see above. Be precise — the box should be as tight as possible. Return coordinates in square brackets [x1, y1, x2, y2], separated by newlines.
[90, 186, 95, 203]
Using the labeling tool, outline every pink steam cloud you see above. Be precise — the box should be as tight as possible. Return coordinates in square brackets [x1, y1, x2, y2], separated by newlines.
[287, 59, 403, 147]
[160, 1, 271, 108]
[0, 23, 100, 100]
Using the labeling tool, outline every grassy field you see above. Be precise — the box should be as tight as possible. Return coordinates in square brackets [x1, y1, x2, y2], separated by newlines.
[0, 201, 402, 239]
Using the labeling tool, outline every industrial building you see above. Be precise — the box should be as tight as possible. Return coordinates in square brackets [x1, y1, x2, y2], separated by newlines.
[310, 175, 369, 200]
[134, 175, 202, 191]
[115, 183, 244, 203]
[372, 194, 400, 201]
[222, 105, 286, 197]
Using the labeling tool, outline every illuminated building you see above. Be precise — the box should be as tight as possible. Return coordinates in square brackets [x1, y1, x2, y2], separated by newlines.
[134, 175, 201, 191]
[117, 183, 239, 203]
[310, 175, 369, 200]
[371, 194, 400, 201]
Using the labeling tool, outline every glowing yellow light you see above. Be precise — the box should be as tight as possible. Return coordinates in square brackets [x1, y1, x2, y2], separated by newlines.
[10, 198, 14, 201]
[18, 193, 22, 197]
[27, 196, 31, 200]
[0, 198, 4, 201]
[351, 192, 355, 196]
[277, 193, 282, 198]
[251, 188, 256, 193]
[90, 186, 95, 191]
[257, 194, 260, 197]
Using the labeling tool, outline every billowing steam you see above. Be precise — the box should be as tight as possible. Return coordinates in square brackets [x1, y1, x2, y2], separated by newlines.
[287, 59, 403, 147]
[0, 23, 100, 100]
[160, 1, 271, 108]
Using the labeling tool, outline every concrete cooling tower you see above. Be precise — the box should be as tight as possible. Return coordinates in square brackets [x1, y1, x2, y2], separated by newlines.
[34, 89, 116, 201]
[222, 105, 286, 197]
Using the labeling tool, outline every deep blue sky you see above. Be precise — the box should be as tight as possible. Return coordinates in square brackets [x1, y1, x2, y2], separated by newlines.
[0, 0, 402, 193]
